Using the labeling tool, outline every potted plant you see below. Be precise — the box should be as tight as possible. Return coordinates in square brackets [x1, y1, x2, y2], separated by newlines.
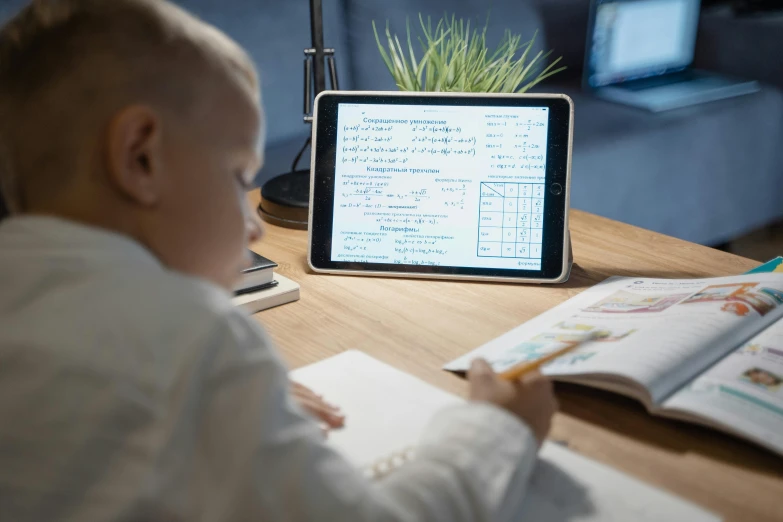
[373, 14, 565, 93]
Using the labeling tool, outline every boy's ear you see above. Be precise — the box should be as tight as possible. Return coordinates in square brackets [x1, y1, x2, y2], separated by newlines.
[106, 105, 163, 206]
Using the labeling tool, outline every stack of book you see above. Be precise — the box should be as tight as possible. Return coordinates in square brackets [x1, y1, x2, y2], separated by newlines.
[232, 251, 300, 314]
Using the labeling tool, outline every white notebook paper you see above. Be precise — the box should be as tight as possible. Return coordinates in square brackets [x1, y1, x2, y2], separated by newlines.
[291, 350, 721, 522]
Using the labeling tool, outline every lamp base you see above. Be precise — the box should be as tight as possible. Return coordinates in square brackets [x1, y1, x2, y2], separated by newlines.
[258, 170, 310, 230]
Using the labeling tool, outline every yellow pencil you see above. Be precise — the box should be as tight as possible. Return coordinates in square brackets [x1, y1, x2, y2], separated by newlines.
[499, 333, 600, 381]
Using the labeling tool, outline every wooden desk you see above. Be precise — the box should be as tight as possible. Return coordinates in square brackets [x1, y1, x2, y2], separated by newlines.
[249, 200, 783, 521]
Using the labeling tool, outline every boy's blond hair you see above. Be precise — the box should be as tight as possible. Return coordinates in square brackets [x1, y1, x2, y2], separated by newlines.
[0, 0, 258, 212]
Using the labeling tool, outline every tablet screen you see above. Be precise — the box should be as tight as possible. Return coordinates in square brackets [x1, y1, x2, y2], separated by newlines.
[334, 104, 548, 269]
[310, 93, 572, 282]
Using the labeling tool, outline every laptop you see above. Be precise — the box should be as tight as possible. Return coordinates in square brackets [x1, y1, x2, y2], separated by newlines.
[583, 0, 760, 112]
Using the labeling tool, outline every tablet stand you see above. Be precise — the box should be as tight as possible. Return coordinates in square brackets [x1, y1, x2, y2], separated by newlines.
[563, 230, 574, 283]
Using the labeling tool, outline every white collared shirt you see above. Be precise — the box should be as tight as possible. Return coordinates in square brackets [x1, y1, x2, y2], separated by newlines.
[0, 216, 538, 522]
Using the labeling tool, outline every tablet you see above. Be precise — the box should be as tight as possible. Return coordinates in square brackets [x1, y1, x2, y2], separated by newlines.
[307, 91, 574, 284]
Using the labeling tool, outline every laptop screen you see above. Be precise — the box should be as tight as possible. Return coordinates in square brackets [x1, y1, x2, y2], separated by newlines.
[586, 0, 701, 88]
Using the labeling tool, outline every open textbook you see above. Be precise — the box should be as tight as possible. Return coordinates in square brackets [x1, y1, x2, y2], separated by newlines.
[292, 351, 719, 522]
[444, 273, 783, 456]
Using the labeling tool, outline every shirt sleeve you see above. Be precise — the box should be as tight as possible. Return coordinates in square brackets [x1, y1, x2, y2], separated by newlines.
[171, 312, 540, 522]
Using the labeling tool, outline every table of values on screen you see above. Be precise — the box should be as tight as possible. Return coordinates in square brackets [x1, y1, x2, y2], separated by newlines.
[331, 104, 549, 270]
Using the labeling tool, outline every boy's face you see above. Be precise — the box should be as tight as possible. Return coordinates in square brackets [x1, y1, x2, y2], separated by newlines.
[156, 80, 264, 290]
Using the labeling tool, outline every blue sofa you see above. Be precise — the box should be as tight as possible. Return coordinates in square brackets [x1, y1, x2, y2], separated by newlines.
[1, 0, 781, 246]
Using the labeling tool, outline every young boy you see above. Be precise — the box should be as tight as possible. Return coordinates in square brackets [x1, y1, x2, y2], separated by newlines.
[0, 1, 557, 521]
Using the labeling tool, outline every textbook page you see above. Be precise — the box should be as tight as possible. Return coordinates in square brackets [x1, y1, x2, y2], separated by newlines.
[291, 350, 720, 522]
[661, 317, 783, 456]
[444, 274, 783, 404]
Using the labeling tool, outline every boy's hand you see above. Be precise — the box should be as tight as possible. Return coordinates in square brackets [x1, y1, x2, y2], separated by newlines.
[467, 359, 557, 446]
[290, 380, 346, 434]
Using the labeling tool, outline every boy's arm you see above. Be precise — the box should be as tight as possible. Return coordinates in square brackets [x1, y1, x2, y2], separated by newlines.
[185, 314, 539, 522]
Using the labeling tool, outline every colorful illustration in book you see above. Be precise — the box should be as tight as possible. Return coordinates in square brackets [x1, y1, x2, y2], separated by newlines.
[738, 343, 763, 356]
[760, 287, 783, 305]
[505, 341, 559, 362]
[529, 332, 588, 344]
[543, 351, 598, 368]
[591, 328, 637, 342]
[491, 344, 600, 371]
[538, 324, 637, 343]
[739, 290, 777, 316]
[490, 323, 638, 370]
[682, 282, 779, 316]
[554, 321, 594, 332]
[721, 302, 751, 317]
[683, 283, 758, 304]
[740, 367, 783, 392]
[564, 352, 597, 365]
[584, 290, 689, 313]
[738, 344, 783, 359]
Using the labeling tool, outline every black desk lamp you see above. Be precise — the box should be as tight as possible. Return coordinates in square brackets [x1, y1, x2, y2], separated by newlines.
[257, 0, 338, 229]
